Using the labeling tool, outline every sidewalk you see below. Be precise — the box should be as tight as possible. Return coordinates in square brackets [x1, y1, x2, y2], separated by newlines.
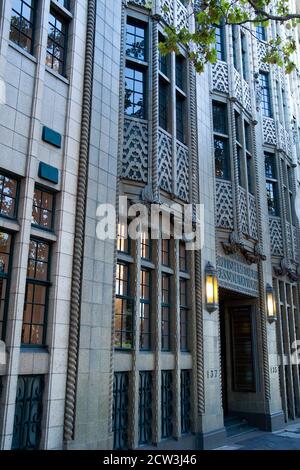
[216, 421, 300, 450]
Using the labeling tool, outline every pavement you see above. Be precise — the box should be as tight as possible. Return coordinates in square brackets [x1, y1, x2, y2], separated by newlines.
[215, 421, 300, 450]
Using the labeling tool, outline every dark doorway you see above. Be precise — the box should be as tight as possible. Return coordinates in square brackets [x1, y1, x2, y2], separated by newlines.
[219, 289, 257, 418]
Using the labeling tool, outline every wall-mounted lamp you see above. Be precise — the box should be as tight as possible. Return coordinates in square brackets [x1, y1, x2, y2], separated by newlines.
[266, 283, 277, 322]
[205, 262, 219, 313]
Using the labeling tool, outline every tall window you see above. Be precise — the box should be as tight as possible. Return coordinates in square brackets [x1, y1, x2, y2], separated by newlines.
[140, 269, 151, 350]
[232, 25, 238, 69]
[235, 112, 244, 187]
[159, 34, 169, 76]
[180, 279, 189, 351]
[117, 222, 129, 253]
[241, 32, 248, 80]
[0, 231, 13, 341]
[213, 101, 231, 180]
[215, 24, 225, 61]
[115, 263, 133, 349]
[113, 372, 129, 450]
[161, 274, 171, 351]
[176, 55, 185, 90]
[161, 239, 170, 266]
[179, 241, 187, 272]
[260, 73, 272, 117]
[245, 122, 254, 194]
[265, 152, 279, 216]
[10, 0, 35, 53]
[46, 10, 67, 75]
[139, 372, 152, 445]
[256, 25, 266, 41]
[161, 371, 173, 438]
[32, 187, 54, 230]
[0, 173, 18, 219]
[176, 94, 185, 143]
[159, 80, 169, 130]
[181, 370, 191, 434]
[141, 230, 151, 260]
[125, 19, 147, 119]
[22, 239, 50, 346]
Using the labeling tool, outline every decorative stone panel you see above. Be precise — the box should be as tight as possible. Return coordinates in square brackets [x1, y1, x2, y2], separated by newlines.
[161, 0, 174, 26]
[212, 61, 229, 94]
[262, 117, 277, 146]
[269, 216, 284, 256]
[176, 142, 189, 202]
[238, 186, 248, 235]
[215, 179, 234, 229]
[158, 129, 172, 193]
[129, 0, 148, 6]
[248, 194, 258, 240]
[243, 79, 252, 114]
[122, 118, 148, 183]
[176, 0, 188, 29]
[257, 41, 269, 72]
[286, 222, 293, 260]
[292, 225, 298, 261]
[233, 69, 243, 104]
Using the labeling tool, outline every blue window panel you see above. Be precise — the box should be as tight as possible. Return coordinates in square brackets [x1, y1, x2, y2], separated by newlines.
[42, 126, 62, 148]
[38, 162, 59, 185]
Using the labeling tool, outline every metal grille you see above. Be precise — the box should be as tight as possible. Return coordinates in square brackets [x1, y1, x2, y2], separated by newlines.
[139, 371, 152, 445]
[113, 372, 129, 449]
[12, 375, 44, 450]
[181, 370, 192, 434]
[161, 371, 173, 439]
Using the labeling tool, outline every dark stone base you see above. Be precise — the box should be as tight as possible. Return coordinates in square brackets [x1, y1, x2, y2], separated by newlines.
[197, 427, 227, 450]
[232, 410, 285, 432]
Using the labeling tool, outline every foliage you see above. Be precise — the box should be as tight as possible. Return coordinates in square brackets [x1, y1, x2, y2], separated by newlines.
[158, 0, 300, 73]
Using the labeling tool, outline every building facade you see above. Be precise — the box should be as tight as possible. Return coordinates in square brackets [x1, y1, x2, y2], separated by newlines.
[0, 0, 299, 450]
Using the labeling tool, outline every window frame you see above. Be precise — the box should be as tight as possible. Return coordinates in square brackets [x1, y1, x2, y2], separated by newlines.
[46, 7, 69, 77]
[260, 72, 272, 118]
[161, 273, 171, 352]
[22, 238, 52, 347]
[140, 268, 151, 351]
[114, 262, 134, 351]
[31, 185, 55, 232]
[0, 171, 20, 220]
[0, 230, 14, 341]
[9, 0, 36, 55]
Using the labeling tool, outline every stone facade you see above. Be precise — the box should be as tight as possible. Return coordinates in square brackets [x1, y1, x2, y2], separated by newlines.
[0, 0, 299, 451]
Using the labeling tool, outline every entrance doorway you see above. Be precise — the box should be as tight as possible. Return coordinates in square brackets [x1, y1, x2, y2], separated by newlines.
[219, 289, 257, 419]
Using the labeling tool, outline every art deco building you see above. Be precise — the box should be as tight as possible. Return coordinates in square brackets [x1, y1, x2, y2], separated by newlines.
[0, 0, 299, 451]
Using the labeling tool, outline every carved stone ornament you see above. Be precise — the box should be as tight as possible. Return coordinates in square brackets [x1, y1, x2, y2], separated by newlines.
[273, 258, 300, 281]
[222, 231, 244, 255]
[140, 184, 160, 205]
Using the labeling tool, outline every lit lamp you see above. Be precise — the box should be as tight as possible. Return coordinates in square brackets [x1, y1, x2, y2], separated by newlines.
[266, 283, 277, 322]
[205, 262, 219, 313]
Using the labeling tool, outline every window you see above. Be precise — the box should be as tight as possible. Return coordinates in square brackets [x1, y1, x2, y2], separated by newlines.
[0, 231, 13, 341]
[22, 239, 50, 346]
[117, 222, 129, 253]
[125, 18, 147, 119]
[179, 241, 187, 272]
[161, 274, 171, 351]
[12, 375, 44, 450]
[125, 66, 145, 119]
[32, 187, 54, 230]
[176, 94, 185, 143]
[159, 34, 169, 76]
[113, 372, 129, 450]
[265, 152, 279, 216]
[126, 19, 146, 61]
[176, 55, 185, 90]
[115, 263, 133, 349]
[140, 269, 151, 350]
[46, 11, 67, 75]
[241, 33, 248, 80]
[235, 112, 244, 188]
[245, 122, 254, 194]
[161, 371, 173, 438]
[260, 73, 272, 117]
[181, 370, 191, 434]
[159, 79, 169, 131]
[161, 239, 170, 266]
[139, 372, 152, 445]
[57, 0, 70, 8]
[10, 0, 35, 53]
[232, 25, 238, 69]
[213, 102, 230, 180]
[215, 24, 225, 61]
[141, 230, 151, 260]
[180, 279, 189, 351]
[0, 173, 18, 219]
[256, 25, 266, 41]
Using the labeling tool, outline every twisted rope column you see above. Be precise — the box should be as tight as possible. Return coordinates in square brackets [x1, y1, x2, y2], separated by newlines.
[108, 0, 127, 440]
[252, 125, 271, 400]
[189, 65, 205, 415]
[64, 0, 96, 442]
